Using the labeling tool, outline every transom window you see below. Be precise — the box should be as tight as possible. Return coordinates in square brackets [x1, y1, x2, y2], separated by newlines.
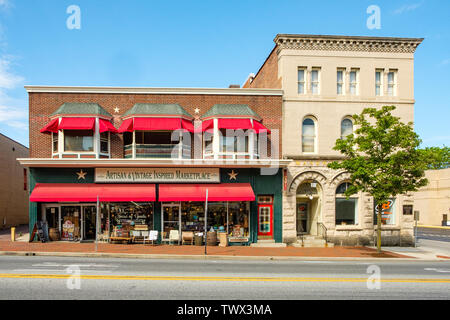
[302, 118, 316, 153]
[220, 129, 249, 153]
[64, 130, 94, 152]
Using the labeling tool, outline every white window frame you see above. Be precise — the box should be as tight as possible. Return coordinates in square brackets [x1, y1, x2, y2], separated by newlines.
[375, 69, 383, 96]
[349, 69, 359, 95]
[337, 68, 345, 95]
[387, 70, 397, 96]
[297, 67, 306, 94]
[310, 68, 321, 95]
[302, 116, 317, 154]
[340, 117, 354, 140]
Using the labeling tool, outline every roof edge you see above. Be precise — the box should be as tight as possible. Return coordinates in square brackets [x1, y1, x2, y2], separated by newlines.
[24, 86, 283, 96]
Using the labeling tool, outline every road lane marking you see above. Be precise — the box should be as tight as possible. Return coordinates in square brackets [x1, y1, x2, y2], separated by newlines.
[0, 274, 449, 283]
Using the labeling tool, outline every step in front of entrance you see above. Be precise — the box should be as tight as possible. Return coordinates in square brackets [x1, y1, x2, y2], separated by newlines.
[250, 240, 287, 248]
[291, 239, 335, 248]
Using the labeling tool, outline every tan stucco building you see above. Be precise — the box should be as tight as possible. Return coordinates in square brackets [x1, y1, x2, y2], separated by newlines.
[0, 133, 29, 229]
[414, 168, 450, 226]
[244, 34, 424, 246]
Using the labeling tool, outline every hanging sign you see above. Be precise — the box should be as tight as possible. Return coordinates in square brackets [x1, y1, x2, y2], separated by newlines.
[95, 168, 220, 183]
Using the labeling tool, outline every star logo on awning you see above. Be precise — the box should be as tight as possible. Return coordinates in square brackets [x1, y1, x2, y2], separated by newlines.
[114, 107, 120, 114]
[76, 169, 87, 180]
[228, 170, 238, 181]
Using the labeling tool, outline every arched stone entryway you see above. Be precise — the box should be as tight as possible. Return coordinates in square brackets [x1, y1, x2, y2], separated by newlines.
[288, 171, 326, 237]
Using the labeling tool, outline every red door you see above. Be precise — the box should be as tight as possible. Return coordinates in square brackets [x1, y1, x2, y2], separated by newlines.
[258, 204, 273, 237]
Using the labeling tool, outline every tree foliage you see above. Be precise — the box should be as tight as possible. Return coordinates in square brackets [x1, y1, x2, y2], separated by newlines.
[328, 106, 429, 206]
[419, 146, 450, 170]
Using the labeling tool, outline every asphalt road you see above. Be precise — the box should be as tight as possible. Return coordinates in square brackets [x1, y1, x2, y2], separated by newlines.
[417, 227, 450, 242]
[0, 256, 449, 300]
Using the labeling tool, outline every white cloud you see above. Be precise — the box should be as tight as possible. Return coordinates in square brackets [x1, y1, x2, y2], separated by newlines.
[441, 59, 450, 66]
[393, 2, 423, 15]
[0, 55, 27, 130]
[0, 0, 10, 8]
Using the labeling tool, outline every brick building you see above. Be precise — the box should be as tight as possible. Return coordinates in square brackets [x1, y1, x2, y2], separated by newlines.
[0, 133, 29, 229]
[244, 34, 423, 246]
[19, 86, 290, 245]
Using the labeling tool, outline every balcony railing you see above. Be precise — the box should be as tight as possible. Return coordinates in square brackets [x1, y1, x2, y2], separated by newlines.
[124, 144, 191, 159]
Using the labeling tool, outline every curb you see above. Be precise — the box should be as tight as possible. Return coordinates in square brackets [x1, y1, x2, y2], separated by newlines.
[417, 225, 450, 230]
[0, 250, 439, 261]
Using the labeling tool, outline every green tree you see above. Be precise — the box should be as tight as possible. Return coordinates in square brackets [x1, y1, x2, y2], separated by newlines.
[328, 106, 429, 252]
[419, 146, 450, 170]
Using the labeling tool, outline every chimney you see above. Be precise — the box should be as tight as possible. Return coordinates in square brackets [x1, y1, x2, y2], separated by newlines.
[228, 84, 240, 88]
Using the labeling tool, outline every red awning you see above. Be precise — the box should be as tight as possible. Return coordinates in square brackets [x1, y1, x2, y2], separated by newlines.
[253, 121, 271, 134]
[199, 118, 271, 134]
[159, 183, 255, 202]
[99, 119, 118, 133]
[118, 118, 194, 133]
[118, 118, 134, 133]
[201, 119, 214, 132]
[40, 119, 59, 134]
[218, 118, 253, 130]
[59, 117, 95, 131]
[30, 183, 156, 202]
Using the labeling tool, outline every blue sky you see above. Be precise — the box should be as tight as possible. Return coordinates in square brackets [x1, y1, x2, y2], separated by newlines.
[0, 0, 448, 147]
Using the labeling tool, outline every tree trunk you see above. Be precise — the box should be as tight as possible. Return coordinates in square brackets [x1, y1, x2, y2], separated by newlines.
[377, 203, 382, 253]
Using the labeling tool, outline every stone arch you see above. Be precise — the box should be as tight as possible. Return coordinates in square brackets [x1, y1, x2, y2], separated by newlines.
[330, 171, 352, 190]
[288, 170, 328, 195]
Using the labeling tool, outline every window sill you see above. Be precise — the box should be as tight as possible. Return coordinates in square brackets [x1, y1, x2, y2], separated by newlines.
[335, 225, 362, 231]
[374, 226, 401, 231]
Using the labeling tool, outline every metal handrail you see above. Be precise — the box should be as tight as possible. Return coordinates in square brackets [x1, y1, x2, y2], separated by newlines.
[317, 222, 327, 242]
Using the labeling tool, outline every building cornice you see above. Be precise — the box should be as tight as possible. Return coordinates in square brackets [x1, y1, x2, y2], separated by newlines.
[274, 34, 424, 54]
[24, 86, 284, 96]
[17, 158, 293, 168]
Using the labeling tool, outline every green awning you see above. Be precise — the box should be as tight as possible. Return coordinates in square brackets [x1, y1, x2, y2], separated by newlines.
[201, 104, 261, 120]
[123, 103, 193, 118]
[51, 103, 112, 117]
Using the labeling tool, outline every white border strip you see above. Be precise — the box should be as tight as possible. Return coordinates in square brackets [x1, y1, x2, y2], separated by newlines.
[24, 86, 283, 96]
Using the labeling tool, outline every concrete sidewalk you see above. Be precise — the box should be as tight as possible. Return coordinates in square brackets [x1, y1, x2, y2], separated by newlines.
[0, 240, 422, 261]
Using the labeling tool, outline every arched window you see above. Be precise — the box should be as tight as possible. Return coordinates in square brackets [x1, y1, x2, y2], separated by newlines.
[302, 118, 316, 153]
[335, 182, 358, 226]
[341, 118, 353, 139]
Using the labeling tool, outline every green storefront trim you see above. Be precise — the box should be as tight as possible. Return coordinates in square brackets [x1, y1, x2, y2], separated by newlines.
[28, 167, 283, 244]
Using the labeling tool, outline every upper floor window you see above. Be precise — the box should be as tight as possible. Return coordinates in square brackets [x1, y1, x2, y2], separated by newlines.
[341, 118, 353, 139]
[387, 70, 397, 96]
[375, 70, 383, 96]
[297, 67, 306, 94]
[310, 68, 320, 94]
[100, 132, 109, 154]
[302, 117, 316, 153]
[337, 69, 345, 95]
[64, 130, 94, 152]
[220, 129, 249, 153]
[52, 132, 58, 153]
[349, 69, 359, 95]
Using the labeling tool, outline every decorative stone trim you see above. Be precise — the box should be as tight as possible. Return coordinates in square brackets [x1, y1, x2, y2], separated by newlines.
[275, 34, 424, 54]
[288, 170, 327, 195]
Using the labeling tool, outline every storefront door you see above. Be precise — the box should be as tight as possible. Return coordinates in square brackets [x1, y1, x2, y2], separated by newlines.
[162, 203, 181, 241]
[44, 206, 60, 230]
[296, 202, 308, 235]
[61, 206, 82, 241]
[258, 204, 273, 238]
[83, 206, 97, 241]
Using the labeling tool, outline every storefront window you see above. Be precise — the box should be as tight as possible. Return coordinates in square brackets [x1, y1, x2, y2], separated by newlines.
[110, 202, 154, 238]
[61, 206, 81, 240]
[228, 202, 250, 238]
[374, 199, 396, 225]
[335, 182, 358, 225]
[181, 202, 205, 232]
[64, 130, 94, 152]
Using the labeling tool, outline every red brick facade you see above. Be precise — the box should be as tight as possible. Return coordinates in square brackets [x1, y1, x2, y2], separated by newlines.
[29, 92, 282, 159]
[243, 46, 282, 89]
